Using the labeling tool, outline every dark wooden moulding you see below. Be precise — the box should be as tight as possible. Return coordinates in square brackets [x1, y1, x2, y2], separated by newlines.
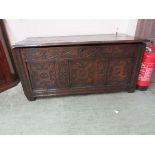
[12, 34, 147, 101]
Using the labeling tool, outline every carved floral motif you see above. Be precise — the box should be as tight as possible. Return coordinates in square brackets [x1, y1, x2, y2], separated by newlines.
[27, 59, 70, 90]
[107, 59, 133, 84]
[70, 59, 108, 87]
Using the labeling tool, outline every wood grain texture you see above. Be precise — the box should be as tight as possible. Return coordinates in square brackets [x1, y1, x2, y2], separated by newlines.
[12, 34, 146, 101]
[0, 19, 19, 93]
[13, 34, 148, 48]
[0, 39, 17, 91]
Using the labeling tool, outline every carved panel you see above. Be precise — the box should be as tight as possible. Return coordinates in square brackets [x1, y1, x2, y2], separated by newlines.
[55, 60, 69, 88]
[106, 45, 137, 58]
[107, 58, 133, 85]
[22, 44, 137, 62]
[69, 59, 108, 87]
[27, 60, 69, 90]
[23, 47, 73, 61]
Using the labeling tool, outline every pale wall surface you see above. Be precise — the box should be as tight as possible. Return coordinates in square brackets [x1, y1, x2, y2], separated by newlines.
[4, 19, 138, 45]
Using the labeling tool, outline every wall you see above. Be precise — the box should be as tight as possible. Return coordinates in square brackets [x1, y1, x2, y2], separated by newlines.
[4, 19, 138, 45]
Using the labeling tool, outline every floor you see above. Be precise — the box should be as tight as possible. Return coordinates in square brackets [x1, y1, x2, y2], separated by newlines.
[0, 83, 155, 135]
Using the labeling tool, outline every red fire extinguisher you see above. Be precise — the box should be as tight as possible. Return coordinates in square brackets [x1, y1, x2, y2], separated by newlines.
[137, 44, 155, 91]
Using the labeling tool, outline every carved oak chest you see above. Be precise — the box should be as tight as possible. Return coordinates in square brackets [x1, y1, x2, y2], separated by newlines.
[12, 34, 147, 101]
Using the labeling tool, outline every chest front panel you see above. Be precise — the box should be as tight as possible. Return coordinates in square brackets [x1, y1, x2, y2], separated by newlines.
[20, 43, 141, 94]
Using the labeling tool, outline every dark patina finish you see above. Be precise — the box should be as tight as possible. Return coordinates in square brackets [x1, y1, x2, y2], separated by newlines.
[12, 34, 147, 101]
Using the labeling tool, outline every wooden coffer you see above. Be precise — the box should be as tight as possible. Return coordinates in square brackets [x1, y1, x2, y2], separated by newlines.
[12, 35, 146, 101]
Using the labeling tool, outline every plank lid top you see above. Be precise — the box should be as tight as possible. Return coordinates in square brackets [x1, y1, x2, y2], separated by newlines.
[13, 34, 149, 48]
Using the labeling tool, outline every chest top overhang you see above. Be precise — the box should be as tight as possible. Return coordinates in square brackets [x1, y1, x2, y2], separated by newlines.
[13, 34, 149, 48]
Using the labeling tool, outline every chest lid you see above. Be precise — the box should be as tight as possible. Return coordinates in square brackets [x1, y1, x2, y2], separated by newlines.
[13, 33, 149, 48]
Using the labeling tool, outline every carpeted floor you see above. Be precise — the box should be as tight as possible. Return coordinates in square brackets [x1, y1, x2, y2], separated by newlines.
[0, 83, 155, 135]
